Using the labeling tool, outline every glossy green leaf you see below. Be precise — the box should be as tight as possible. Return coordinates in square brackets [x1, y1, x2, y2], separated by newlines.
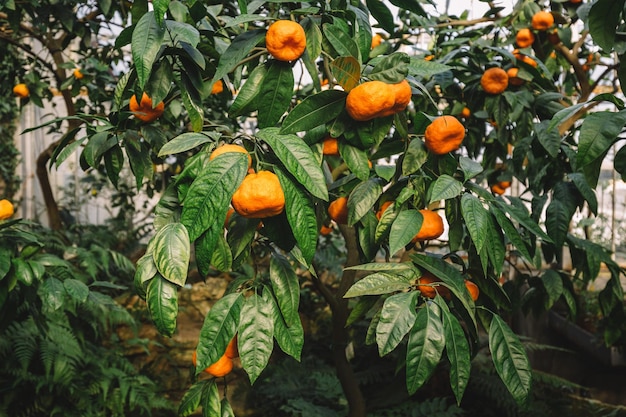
[239, 293, 274, 384]
[197, 293, 243, 371]
[220, 398, 235, 417]
[376, 291, 418, 356]
[568, 172, 598, 215]
[257, 60, 294, 128]
[484, 213, 506, 278]
[201, 380, 221, 417]
[366, 0, 395, 34]
[134, 253, 157, 298]
[165, 20, 200, 48]
[146, 274, 178, 337]
[429, 175, 462, 203]
[330, 56, 361, 92]
[41, 277, 65, 311]
[347, 178, 383, 226]
[494, 200, 553, 243]
[229, 64, 267, 117]
[435, 297, 470, 405]
[490, 206, 533, 262]
[547, 103, 585, 132]
[402, 138, 428, 176]
[406, 303, 445, 395]
[211, 29, 265, 88]
[64, 279, 89, 303]
[461, 193, 489, 254]
[375, 201, 398, 243]
[104, 145, 124, 188]
[280, 89, 347, 134]
[344, 262, 415, 271]
[349, 4, 372, 63]
[126, 138, 152, 190]
[545, 199, 573, 249]
[271, 294, 304, 361]
[369, 52, 409, 83]
[339, 141, 370, 181]
[152, 223, 190, 287]
[132, 12, 165, 89]
[301, 16, 323, 61]
[614, 145, 626, 181]
[345, 271, 413, 297]
[358, 211, 379, 261]
[588, 0, 625, 52]
[147, 60, 173, 107]
[258, 128, 328, 201]
[83, 132, 116, 168]
[459, 157, 483, 180]
[389, 209, 422, 256]
[154, 184, 181, 231]
[269, 253, 300, 326]
[489, 315, 532, 405]
[181, 153, 248, 241]
[158, 132, 218, 157]
[541, 269, 564, 310]
[578, 111, 626, 167]
[226, 215, 258, 268]
[323, 23, 360, 59]
[408, 58, 452, 78]
[178, 380, 208, 417]
[210, 233, 233, 273]
[534, 121, 561, 158]
[180, 85, 204, 132]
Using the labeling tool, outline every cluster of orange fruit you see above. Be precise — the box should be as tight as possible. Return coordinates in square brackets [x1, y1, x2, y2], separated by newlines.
[417, 273, 480, 302]
[193, 337, 238, 378]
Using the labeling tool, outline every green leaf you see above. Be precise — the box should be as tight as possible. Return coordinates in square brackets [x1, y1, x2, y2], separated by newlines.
[339, 142, 370, 181]
[545, 199, 573, 249]
[239, 293, 274, 384]
[83, 132, 117, 168]
[461, 193, 489, 254]
[132, 12, 165, 89]
[348, 5, 372, 64]
[344, 271, 414, 297]
[435, 297, 470, 405]
[377, 292, 418, 356]
[180, 85, 204, 132]
[220, 398, 235, 417]
[181, 153, 248, 241]
[578, 111, 626, 167]
[64, 279, 89, 303]
[104, 145, 124, 187]
[301, 16, 323, 61]
[389, 209, 422, 256]
[541, 269, 564, 310]
[271, 294, 304, 361]
[280, 90, 347, 134]
[358, 211, 379, 261]
[402, 138, 428, 176]
[158, 132, 218, 157]
[274, 169, 317, 263]
[146, 274, 179, 337]
[547, 103, 586, 132]
[197, 293, 243, 371]
[588, 0, 625, 52]
[202, 380, 221, 417]
[347, 178, 383, 226]
[534, 121, 561, 158]
[489, 315, 532, 405]
[459, 157, 483, 181]
[257, 128, 328, 201]
[494, 200, 553, 243]
[568, 172, 598, 215]
[229, 64, 267, 117]
[178, 380, 208, 417]
[491, 206, 533, 262]
[615, 145, 626, 181]
[134, 253, 157, 298]
[366, 0, 395, 34]
[406, 303, 445, 395]
[375, 201, 398, 244]
[257, 60, 294, 128]
[211, 29, 265, 88]
[429, 175, 463, 203]
[369, 52, 409, 83]
[269, 253, 300, 326]
[323, 23, 360, 59]
[41, 277, 65, 311]
[344, 262, 414, 271]
[408, 58, 452, 78]
[330, 56, 361, 92]
[152, 223, 190, 287]
[210, 234, 233, 273]
[126, 135, 152, 190]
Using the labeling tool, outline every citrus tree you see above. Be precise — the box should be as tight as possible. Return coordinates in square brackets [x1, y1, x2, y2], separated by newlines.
[3, 0, 626, 416]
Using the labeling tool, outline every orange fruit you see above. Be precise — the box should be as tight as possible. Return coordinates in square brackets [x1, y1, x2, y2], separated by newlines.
[345, 79, 411, 121]
[424, 115, 466, 155]
[376, 200, 393, 220]
[320, 224, 333, 235]
[460, 107, 471, 118]
[211, 80, 224, 94]
[265, 20, 306, 62]
[516, 28, 535, 48]
[0, 199, 14, 220]
[465, 280, 479, 301]
[13, 83, 29, 98]
[129, 92, 165, 123]
[232, 171, 285, 218]
[507, 68, 525, 86]
[328, 196, 349, 224]
[371, 33, 382, 49]
[417, 273, 450, 299]
[532, 11, 554, 31]
[210, 144, 252, 168]
[73, 68, 84, 79]
[520, 54, 537, 68]
[424, 55, 434, 61]
[480, 67, 509, 94]
[225, 336, 239, 359]
[322, 137, 339, 156]
[411, 209, 444, 242]
[490, 180, 510, 195]
[205, 354, 234, 377]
